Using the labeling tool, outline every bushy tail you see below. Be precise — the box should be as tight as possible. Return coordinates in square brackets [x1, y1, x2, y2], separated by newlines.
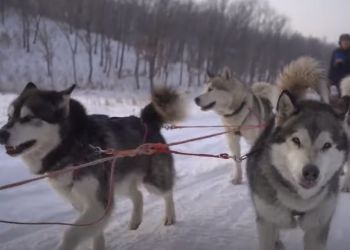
[277, 56, 329, 102]
[251, 82, 278, 105]
[141, 87, 186, 129]
[341, 76, 350, 97]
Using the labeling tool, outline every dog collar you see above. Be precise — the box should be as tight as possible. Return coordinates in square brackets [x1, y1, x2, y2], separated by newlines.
[224, 100, 246, 118]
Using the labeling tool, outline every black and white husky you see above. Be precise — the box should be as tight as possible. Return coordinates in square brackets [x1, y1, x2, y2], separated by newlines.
[247, 58, 348, 250]
[0, 83, 185, 250]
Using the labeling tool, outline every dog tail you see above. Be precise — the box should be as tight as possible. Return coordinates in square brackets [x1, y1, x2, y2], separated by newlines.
[341, 76, 350, 97]
[251, 82, 278, 105]
[277, 56, 329, 102]
[141, 87, 186, 129]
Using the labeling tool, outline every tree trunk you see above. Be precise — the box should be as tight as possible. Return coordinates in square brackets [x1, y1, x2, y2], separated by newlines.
[179, 50, 184, 86]
[21, 11, 26, 49]
[115, 41, 120, 69]
[88, 49, 93, 84]
[118, 38, 126, 78]
[72, 32, 78, 84]
[1, 1, 5, 24]
[33, 16, 41, 44]
[100, 34, 105, 67]
[94, 33, 98, 55]
[134, 49, 140, 89]
[149, 55, 156, 91]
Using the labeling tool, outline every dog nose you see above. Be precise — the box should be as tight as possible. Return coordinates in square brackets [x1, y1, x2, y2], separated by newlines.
[194, 97, 200, 105]
[302, 164, 319, 181]
[0, 130, 9, 144]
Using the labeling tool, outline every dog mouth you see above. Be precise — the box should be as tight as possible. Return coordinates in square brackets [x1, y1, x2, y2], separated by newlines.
[201, 102, 216, 111]
[299, 180, 318, 189]
[5, 140, 36, 156]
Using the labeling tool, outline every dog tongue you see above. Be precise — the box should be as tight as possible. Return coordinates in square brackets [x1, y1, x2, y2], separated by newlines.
[301, 180, 316, 189]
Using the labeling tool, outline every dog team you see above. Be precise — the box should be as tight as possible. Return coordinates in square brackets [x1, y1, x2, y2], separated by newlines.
[1, 56, 350, 250]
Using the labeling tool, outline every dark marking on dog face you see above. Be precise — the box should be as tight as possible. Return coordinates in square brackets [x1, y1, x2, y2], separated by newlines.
[9, 84, 74, 124]
[271, 100, 348, 152]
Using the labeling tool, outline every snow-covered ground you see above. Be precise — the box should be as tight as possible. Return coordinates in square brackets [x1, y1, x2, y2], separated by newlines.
[0, 10, 200, 93]
[0, 92, 350, 250]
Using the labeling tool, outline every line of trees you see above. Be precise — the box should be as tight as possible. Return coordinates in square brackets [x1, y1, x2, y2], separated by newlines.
[2, 0, 334, 89]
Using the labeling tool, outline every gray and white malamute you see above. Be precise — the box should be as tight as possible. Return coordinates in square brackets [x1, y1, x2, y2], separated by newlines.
[194, 57, 329, 185]
[194, 68, 276, 184]
[0, 83, 185, 250]
[340, 75, 350, 192]
[247, 59, 348, 250]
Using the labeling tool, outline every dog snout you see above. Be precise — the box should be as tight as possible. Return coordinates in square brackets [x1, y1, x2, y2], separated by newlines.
[194, 97, 200, 105]
[0, 130, 9, 145]
[302, 164, 319, 181]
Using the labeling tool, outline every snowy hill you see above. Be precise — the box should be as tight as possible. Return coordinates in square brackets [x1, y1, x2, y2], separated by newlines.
[0, 10, 196, 94]
[0, 93, 349, 250]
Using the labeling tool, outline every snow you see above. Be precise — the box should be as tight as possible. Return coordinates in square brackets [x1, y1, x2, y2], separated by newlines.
[0, 93, 350, 250]
[0, 10, 199, 94]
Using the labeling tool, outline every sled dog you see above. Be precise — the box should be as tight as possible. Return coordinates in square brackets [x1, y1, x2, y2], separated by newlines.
[0, 83, 185, 250]
[247, 58, 348, 250]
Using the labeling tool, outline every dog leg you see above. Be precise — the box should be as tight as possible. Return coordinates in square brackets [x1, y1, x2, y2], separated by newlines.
[128, 184, 144, 230]
[317, 79, 330, 104]
[57, 203, 110, 250]
[342, 161, 350, 192]
[163, 191, 176, 226]
[93, 234, 105, 250]
[303, 222, 330, 250]
[227, 134, 242, 184]
[300, 196, 336, 250]
[256, 217, 279, 250]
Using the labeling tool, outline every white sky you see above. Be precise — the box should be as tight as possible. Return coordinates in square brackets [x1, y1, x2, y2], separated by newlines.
[267, 0, 350, 43]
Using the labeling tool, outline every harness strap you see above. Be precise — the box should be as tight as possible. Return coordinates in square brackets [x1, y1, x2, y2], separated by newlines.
[223, 100, 246, 118]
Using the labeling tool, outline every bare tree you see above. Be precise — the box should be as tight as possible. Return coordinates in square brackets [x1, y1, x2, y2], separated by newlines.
[0, 0, 5, 24]
[59, 24, 79, 84]
[38, 21, 54, 80]
[7, 0, 335, 89]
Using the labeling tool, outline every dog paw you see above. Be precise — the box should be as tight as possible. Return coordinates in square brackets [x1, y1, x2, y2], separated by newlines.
[230, 177, 242, 185]
[342, 184, 350, 193]
[129, 221, 141, 230]
[56, 244, 72, 250]
[164, 216, 176, 226]
[275, 240, 285, 250]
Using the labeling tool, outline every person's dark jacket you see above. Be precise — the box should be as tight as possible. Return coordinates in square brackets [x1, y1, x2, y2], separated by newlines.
[328, 47, 350, 87]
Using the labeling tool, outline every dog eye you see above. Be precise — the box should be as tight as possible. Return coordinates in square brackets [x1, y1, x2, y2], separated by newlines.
[322, 142, 332, 151]
[20, 116, 34, 123]
[292, 137, 301, 147]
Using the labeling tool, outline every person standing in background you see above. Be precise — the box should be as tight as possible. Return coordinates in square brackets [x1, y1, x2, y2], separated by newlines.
[328, 34, 350, 96]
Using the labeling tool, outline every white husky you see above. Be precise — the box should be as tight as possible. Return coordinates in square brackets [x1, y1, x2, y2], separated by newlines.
[194, 68, 276, 184]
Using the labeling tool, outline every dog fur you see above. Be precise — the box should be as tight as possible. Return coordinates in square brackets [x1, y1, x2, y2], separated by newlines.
[0, 84, 185, 250]
[194, 68, 275, 184]
[340, 75, 350, 192]
[247, 58, 349, 250]
[276, 56, 330, 104]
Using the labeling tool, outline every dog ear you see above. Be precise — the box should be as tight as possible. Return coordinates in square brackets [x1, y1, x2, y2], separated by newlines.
[207, 69, 215, 79]
[61, 84, 76, 96]
[22, 82, 37, 93]
[59, 84, 76, 117]
[275, 91, 297, 126]
[222, 67, 232, 80]
[333, 96, 350, 119]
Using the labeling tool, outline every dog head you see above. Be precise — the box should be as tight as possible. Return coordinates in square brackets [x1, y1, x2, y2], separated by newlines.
[194, 67, 245, 115]
[0, 82, 75, 173]
[270, 91, 348, 199]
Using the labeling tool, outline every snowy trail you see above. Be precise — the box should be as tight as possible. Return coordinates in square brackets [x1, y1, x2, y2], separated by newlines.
[0, 93, 350, 250]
